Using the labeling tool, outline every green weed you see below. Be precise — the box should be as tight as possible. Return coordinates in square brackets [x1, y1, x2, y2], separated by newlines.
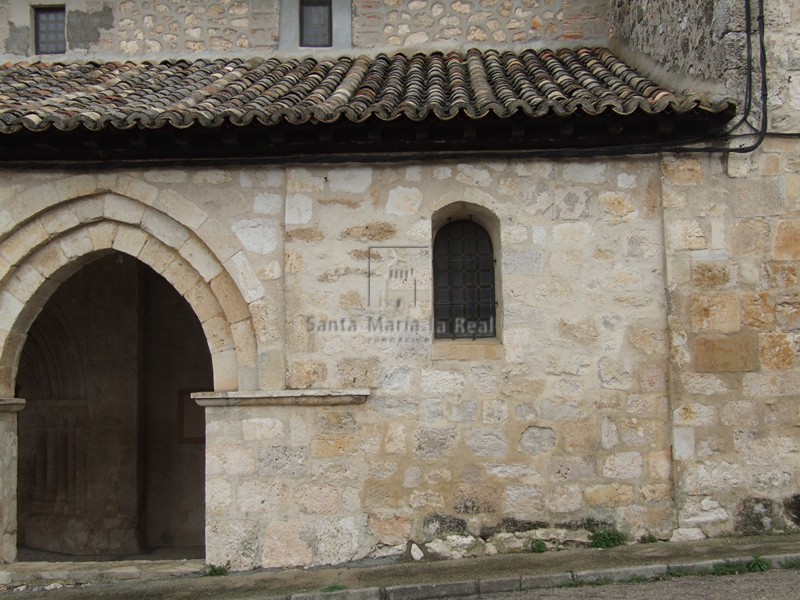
[528, 539, 547, 553]
[589, 529, 627, 548]
[747, 555, 771, 572]
[321, 584, 348, 593]
[205, 561, 231, 576]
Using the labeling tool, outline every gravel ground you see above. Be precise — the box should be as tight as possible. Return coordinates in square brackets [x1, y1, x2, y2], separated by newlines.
[6, 568, 800, 600]
[471, 569, 800, 600]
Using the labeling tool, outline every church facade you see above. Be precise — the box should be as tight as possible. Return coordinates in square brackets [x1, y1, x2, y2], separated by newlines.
[1, 0, 799, 570]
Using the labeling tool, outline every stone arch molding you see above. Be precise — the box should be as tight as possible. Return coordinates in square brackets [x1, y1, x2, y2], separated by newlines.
[0, 182, 264, 395]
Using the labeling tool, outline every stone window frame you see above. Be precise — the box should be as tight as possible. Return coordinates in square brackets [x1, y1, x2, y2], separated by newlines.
[431, 202, 504, 360]
[279, 0, 351, 51]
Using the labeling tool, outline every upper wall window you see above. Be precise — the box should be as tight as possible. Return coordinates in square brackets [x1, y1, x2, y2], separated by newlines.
[433, 219, 496, 339]
[280, 0, 351, 50]
[34, 6, 66, 54]
[300, 0, 332, 47]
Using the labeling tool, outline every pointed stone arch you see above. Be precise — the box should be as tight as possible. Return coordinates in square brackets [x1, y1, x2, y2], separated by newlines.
[0, 191, 263, 395]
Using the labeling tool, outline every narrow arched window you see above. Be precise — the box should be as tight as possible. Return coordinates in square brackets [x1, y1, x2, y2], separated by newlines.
[433, 219, 496, 339]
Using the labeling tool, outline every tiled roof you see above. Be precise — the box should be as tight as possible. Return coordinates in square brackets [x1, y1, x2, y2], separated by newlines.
[0, 47, 734, 135]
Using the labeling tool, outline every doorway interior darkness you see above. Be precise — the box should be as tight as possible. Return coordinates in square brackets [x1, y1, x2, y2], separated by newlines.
[16, 252, 211, 559]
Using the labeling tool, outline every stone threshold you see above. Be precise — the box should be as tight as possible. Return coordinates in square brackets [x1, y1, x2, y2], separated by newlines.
[192, 389, 370, 407]
[0, 558, 205, 587]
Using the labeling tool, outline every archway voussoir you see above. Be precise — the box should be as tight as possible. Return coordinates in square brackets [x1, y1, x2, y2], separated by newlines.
[5, 264, 45, 307]
[210, 273, 251, 324]
[72, 196, 106, 224]
[39, 205, 80, 236]
[0, 255, 11, 286]
[226, 252, 265, 304]
[136, 237, 174, 275]
[180, 237, 223, 283]
[104, 195, 146, 225]
[185, 280, 225, 324]
[0, 209, 15, 239]
[231, 319, 258, 371]
[111, 226, 148, 258]
[28, 242, 70, 282]
[0, 292, 24, 333]
[141, 208, 190, 250]
[58, 230, 95, 261]
[86, 221, 119, 252]
[0, 220, 50, 266]
[112, 176, 158, 207]
[202, 315, 235, 354]
[1, 329, 27, 382]
[161, 255, 202, 297]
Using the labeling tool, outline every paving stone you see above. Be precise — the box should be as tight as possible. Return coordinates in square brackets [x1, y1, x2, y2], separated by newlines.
[292, 587, 382, 600]
[574, 564, 668, 583]
[385, 581, 478, 600]
[478, 577, 521, 593]
[519, 572, 574, 589]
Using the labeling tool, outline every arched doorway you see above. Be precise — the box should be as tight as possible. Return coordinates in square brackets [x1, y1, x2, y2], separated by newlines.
[16, 252, 211, 559]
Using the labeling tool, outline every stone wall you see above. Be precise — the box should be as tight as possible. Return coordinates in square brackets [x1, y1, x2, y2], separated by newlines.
[0, 0, 610, 59]
[609, 0, 728, 81]
[352, 0, 609, 49]
[611, 0, 800, 133]
[202, 157, 674, 568]
[663, 139, 800, 540]
[114, 0, 277, 55]
[1, 135, 800, 567]
[0, 0, 278, 58]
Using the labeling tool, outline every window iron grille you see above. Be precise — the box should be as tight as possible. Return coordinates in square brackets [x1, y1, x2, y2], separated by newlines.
[300, 0, 332, 47]
[433, 219, 496, 339]
[35, 6, 66, 54]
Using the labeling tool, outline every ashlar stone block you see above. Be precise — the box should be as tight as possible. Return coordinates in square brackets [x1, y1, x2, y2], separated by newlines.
[694, 332, 759, 372]
[773, 220, 800, 259]
[689, 293, 740, 333]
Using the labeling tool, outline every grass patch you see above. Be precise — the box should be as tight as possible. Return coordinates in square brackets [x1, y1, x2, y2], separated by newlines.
[321, 584, 348, 593]
[562, 577, 615, 588]
[667, 567, 710, 579]
[589, 529, 627, 549]
[622, 575, 649, 584]
[711, 556, 771, 576]
[205, 561, 231, 576]
[781, 558, 800, 569]
[528, 539, 547, 553]
[638, 533, 658, 544]
[713, 561, 749, 576]
[587, 577, 614, 586]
